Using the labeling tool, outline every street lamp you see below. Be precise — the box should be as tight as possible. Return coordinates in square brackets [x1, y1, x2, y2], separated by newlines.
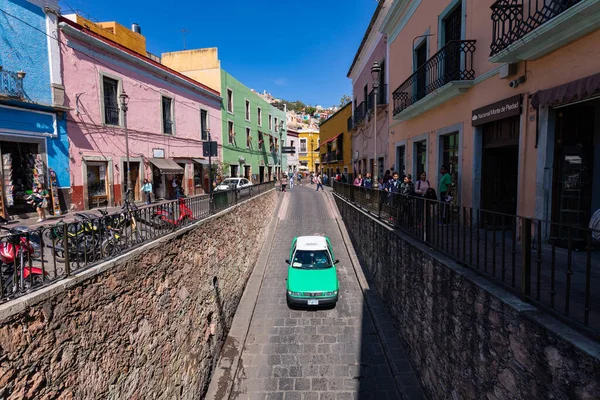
[119, 88, 131, 201]
[310, 138, 314, 175]
[371, 60, 381, 189]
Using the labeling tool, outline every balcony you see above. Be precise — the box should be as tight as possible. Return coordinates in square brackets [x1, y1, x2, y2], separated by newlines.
[392, 40, 476, 121]
[353, 101, 366, 126]
[347, 116, 353, 131]
[367, 84, 388, 112]
[0, 68, 25, 99]
[320, 151, 340, 164]
[489, 0, 600, 63]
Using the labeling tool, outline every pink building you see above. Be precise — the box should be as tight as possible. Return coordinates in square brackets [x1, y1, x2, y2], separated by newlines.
[380, 0, 600, 233]
[58, 17, 222, 210]
[347, 0, 392, 183]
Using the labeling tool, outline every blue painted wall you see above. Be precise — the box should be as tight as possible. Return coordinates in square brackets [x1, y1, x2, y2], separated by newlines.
[0, 0, 52, 105]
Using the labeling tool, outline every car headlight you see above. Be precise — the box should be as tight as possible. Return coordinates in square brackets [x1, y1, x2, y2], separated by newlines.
[324, 291, 338, 296]
[288, 291, 301, 296]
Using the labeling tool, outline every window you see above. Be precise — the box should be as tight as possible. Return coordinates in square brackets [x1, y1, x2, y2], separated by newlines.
[415, 140, 427, 177]
[290, 140, 294, 147]
[245, 99, 250, 121]
[246, 127, 251, 148]
[257, 107, 262, 126]
[275, 137, 278, 150]
[300, 138, 307, 153]
[274, 117, 278, 132]
[258, 131, 264, 150]
[227, 88, 233, 113]
[162, 96, 173, 135]
[200, 109, 209, 141]
[228, 121, 234, 144]
[102, 76, 120, 126]
[268, 114, 273, 131]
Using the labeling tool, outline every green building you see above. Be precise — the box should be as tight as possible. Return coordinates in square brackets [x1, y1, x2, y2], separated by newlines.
[221, 70, 287, 182]
[161, 48, 287, 182]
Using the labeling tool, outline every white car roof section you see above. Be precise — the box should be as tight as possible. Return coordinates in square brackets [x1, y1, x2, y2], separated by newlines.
[296, 236, 328, 250]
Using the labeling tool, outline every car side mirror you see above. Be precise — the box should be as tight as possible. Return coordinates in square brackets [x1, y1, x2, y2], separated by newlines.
[285, 259, 290, 264]
[334, 260, 340, 264]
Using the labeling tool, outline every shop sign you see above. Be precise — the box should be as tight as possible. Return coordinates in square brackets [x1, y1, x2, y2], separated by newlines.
[152, 148, 165, 158]
[471, 95, 522, 126]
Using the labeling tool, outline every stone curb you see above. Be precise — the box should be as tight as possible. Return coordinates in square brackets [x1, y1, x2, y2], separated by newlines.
[330, 192, 427, 400]
[205, 191, 284, 400]
[0, 189, 276, 322]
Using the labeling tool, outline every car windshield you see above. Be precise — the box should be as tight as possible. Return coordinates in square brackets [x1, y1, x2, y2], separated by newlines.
[291, 250, 332, 269]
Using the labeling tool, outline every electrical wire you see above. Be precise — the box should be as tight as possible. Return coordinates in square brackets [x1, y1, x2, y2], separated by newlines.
[0, 7, 287, 140]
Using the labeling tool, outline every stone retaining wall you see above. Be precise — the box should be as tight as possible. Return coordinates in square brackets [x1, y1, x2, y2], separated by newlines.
[335, 196, 600, 400]
[0, 190, 277, 400]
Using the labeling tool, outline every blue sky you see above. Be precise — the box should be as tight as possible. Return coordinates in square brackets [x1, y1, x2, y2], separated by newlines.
[59, 0, 379, 108]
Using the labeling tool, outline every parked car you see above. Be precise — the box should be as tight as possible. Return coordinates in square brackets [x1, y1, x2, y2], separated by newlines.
[286, 236, 339, 308]
[215, 178, 253, 192]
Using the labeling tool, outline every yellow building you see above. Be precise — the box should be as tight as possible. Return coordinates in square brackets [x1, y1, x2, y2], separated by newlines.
[318, 103, 352, 179]
[297, 128, 320, 175]
[64, 14, 146, 55]
[161, 48, 221, 93]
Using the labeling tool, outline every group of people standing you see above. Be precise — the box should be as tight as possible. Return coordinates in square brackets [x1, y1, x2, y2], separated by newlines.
[280, 170, 328, 192]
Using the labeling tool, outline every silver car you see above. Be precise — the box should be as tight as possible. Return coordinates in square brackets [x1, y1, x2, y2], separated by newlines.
[215, 178, 253, 192]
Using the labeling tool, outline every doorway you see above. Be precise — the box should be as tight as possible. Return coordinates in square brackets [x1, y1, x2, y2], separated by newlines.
[0, 141, 41, 214]
[481, 115, 520, 215]
[396, 145, 406, 177]
[259, 166, 265, 183]
[414, 43, 427, 101]
[551, 103, 595, 247]
[123, 161, 141, 201]
[231, 164, 239, 178]
[442, 4, 462, 80]
[244, 165, 251, 181]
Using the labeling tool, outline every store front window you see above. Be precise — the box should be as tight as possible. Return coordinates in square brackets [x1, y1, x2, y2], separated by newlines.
[1, 141, 44, 214]
[442, 132, 459, 195]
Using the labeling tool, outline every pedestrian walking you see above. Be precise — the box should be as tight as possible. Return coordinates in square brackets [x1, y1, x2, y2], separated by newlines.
[281, 173, 288, 192]
[141, 178, 153, 204]
[315, 173, 324, 192]
[362, 173, 373, 189]
[288, 171, 295, 191]
[439, 165, 452, 224]
[354, 174, 363, 187]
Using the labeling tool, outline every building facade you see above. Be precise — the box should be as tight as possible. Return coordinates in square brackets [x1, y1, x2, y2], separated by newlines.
[380, 0, 600, 236]
[285, 129, 299, 172]
[297, 128, 320, 175]
[347, 0, 392, 185]
[161, 49, 286, 182]
[319, 103, 353, 179]
[59, 16, 222, 210]
[0, 0, 70, 217]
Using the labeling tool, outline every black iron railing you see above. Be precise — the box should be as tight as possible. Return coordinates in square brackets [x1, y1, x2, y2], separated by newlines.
[367, 84, 388, 112]
[490, 0, 581, 56]
[0, 181, 275, 304]
[392, 40, 476, 116]
[354, 101, 366, 125]
[347, 116, 354, 131]
[320, 151, 340, 164]
[0, 69, 25, 99]
[333, 182, 600, 339]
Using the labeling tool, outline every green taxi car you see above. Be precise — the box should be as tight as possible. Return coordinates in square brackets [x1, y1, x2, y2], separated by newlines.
[286, 236, 339, 308]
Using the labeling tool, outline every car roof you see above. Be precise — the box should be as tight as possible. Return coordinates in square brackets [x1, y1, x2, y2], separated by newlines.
[295, 236, 328, 250]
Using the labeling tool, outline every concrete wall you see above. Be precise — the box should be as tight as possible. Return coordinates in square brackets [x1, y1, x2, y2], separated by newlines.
[334, 195, 600, 400]
[0, 190, 277, 399]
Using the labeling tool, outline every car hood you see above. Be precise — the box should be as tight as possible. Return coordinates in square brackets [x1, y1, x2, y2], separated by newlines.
[287, 266, 338, 293]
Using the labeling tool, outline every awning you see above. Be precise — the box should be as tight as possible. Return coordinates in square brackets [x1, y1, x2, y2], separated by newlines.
[148, 158, 184, 174]
[318, 132, 342, 149]
[531, 73, 600, 109]
[192, 158, 210, 165]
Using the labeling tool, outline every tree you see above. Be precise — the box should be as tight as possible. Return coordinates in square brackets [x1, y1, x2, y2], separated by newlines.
[305, 106, 317, 116]
[340, 94, 351, 108]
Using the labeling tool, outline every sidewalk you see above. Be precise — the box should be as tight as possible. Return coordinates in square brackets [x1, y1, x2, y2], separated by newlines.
[4, 196, 204, 230]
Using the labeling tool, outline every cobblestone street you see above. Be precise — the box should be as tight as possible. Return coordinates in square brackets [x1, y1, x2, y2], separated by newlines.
[228, 185, 424, 400]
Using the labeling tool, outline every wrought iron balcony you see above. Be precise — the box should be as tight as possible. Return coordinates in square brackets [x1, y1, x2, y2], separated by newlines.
[320, 151, 340, 164]
[392, 40, 476, 117]
[0, 68, 25, 99]
[347, 116, 353, 131]
[490, 0, 582, 57]
[353, 101, 366, 125]
[367, 84, 388, 112]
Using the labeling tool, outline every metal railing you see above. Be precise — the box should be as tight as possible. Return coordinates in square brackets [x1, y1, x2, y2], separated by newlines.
[392, 40, 476, 116]
[354, 101, 366, 125]
[347, 116, 354, 131]
[0, 181, 275, 304]
[320, 151, 340, 164]
[0, 68, 25, 99]
[367, 84, 388, 112]
[333, 182, 600, 339]
[490, 0, 581, 56]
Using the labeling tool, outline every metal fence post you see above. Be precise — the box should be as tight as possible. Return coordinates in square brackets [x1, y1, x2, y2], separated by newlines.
[521, 217, 531, 296]
[63, 223, 71, 276]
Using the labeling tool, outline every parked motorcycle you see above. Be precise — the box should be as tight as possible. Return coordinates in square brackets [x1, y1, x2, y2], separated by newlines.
[152, 198, 194, 229]
[0, 217, 45, 297]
